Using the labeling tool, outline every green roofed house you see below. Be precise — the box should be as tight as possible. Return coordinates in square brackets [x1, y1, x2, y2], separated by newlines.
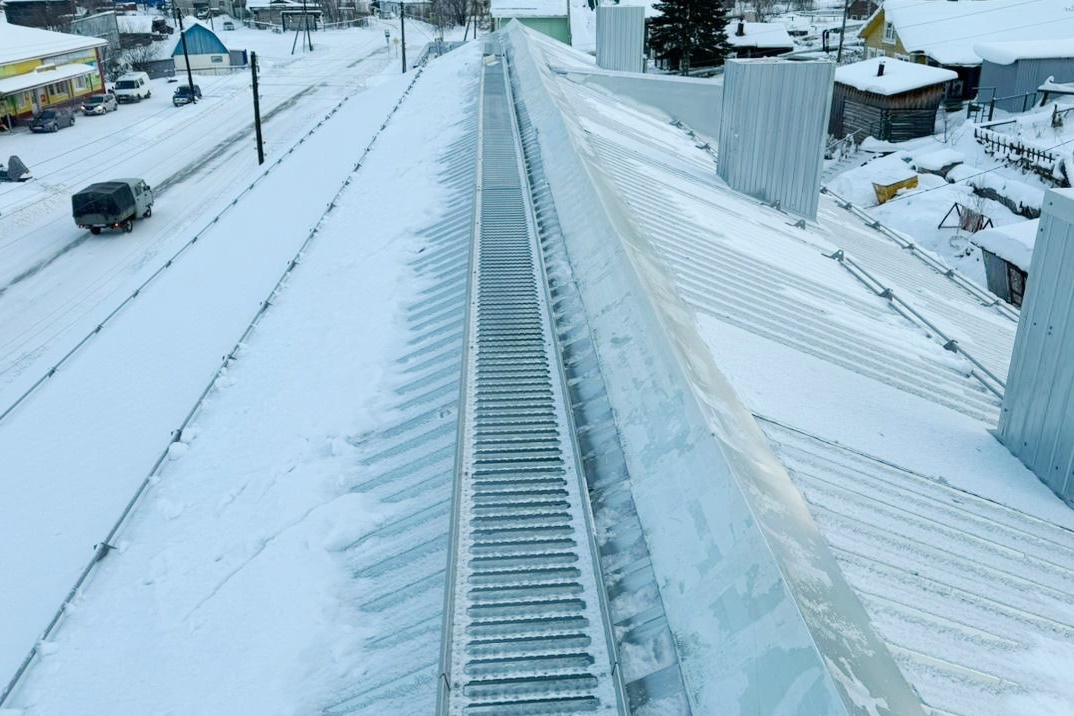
[490, 0, 570, 44]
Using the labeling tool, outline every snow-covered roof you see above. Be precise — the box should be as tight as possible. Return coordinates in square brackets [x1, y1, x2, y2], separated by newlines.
[836, 56, 957, 95]
[615, 0, 659, 19]
[974, 218, 1039, 270]
[883, 0, 1074, 66]
[116, 14, 155, 34]
[725, 20, 794, 49]
[975, 39, 1074, 65]
[0, 19, 107, 66]
[490, 0, 567, 18]
[0, 61, 96, 94]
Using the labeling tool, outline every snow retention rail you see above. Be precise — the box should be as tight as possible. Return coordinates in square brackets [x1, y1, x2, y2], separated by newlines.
[824, 248, 1006, 398]
[0, 68, 426, 709]
[821, 186, 1020, 323]
[437, 45, 624, 715]
[502, 22, 926, 716]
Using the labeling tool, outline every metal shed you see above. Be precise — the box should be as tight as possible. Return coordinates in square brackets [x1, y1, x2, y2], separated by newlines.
[830, 57, 957, 142]
[998, 190, 1074, 505]
[976, 40, 1074, 113]
[595, 4, 644, 73]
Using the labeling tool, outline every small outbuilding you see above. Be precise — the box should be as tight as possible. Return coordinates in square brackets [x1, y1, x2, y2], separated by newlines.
[976, 40, 1074, 113]
[973, 219, 1037, 307]
[830, 57, 957, 142]
[490, 0, 570, 44]
[171, 19, 247, 75]
[725, 20, 794, 59]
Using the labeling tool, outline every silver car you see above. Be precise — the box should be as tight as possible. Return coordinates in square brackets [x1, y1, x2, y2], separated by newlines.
[82, 93, 118, 116]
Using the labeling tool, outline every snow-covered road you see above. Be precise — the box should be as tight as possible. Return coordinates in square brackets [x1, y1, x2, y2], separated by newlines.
[0, 24, 422, 691]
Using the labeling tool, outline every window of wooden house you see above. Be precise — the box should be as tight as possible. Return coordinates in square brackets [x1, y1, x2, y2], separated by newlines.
[883, 21, 896, 44]
[211, 55, 224, 63]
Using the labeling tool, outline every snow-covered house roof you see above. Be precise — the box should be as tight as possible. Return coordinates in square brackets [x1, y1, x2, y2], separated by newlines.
[489, 0, 567, 18]
[875, 0, 1074, 66]
[169, 19, 228, 56]
[725, 20, 794, 49]
[836, 56, 957, 95]
[975, 39, 1074, 65]
[115, 14, 154, 34]
[974, 218, 1039, 270]
[0, 19, 107, 66]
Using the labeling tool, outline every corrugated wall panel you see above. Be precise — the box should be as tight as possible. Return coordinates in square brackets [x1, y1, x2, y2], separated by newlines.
[999, 190, 1074, 504]
[717, 59, 834, 220]
[595, 5, 645, 73]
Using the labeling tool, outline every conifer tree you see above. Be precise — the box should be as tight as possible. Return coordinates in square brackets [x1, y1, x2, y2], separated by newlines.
[648, 0, 732, 75]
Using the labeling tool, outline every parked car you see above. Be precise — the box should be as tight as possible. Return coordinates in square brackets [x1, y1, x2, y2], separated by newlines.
[29, 107, 75, 133]
[222, 20, 235, 30]
[172, 84, 202, 106]
[72, 178, 154, 234]
[81, 93, 118, 115]
[114, 72, 152, 103]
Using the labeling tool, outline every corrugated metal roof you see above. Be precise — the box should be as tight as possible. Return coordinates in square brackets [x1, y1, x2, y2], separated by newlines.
[508, 23, 1073, 715]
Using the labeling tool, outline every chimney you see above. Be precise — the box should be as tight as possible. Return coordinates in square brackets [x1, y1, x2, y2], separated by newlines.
[877, 61, 885, 76]
[736, 20, 745, 36]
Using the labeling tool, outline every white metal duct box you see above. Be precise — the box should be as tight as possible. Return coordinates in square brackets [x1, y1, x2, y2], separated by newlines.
[595, 5, 645, 73]
[717, 59, 835, 220]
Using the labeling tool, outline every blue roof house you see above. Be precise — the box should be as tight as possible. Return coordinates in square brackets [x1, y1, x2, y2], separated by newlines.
[172, 20, 246, 75]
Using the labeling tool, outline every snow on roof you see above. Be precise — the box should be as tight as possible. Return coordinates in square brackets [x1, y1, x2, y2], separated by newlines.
[0, 61, 96, 94]
[725, 20, 794, 49]
[490, 0, 567, 18]
[615, 0, 659, 19]
[975, 39, 1074, 64]
[974, 218, 1038, 269]
[836, 57, 957, 95]
[883, 0, 1074, 66]
[116, 14, 155, 34]
[0, 19, 107, 66]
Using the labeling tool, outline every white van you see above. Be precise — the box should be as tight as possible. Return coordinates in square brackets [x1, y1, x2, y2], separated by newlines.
[113, 72, 152, 103]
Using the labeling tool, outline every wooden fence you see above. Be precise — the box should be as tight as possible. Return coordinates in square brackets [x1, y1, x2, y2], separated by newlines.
[974, 126, 1068, 187]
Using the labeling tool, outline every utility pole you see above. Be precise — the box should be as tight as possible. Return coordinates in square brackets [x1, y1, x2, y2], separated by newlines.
[251, 51, 264, 165]
[175, 8, 198, 103]
[399, 1, 406, 73]
[836, 0, 849, 63]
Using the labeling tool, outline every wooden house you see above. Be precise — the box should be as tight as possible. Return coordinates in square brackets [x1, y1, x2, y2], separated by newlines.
[859, 0, 1074, 101]
[725, 20, 794, 59]
[830, 57, 956, 142]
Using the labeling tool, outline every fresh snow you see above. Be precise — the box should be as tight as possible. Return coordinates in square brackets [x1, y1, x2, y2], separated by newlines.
[974, 38, 1074, 65]
[973, 218, 1039, 269]
[835, 57, 957, 96]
